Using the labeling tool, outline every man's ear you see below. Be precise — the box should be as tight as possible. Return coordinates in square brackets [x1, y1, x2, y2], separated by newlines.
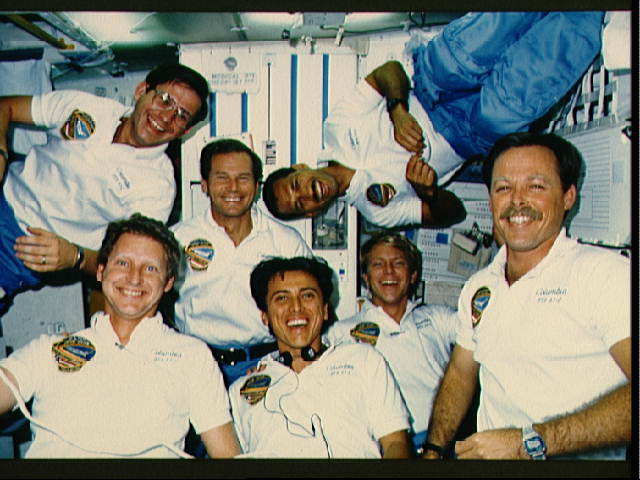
[96, 264, 104, 282]
[201, 178, 209, 195]
[563, 185, 577, 212]
[261, 311, 270, 327]
[362, 272, 370, 289]
[164, 276, 175, 293]
[134, 81, 148, 101]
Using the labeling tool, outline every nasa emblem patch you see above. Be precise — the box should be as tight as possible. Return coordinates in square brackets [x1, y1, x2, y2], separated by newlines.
[60, 110, 96, 140]
[366, 183, 396, 207]
[185, 239, 214, 271]
[471, 287, 491, 328]
[51, 335, 96, 372]
[240, 375, 271, 405]
[350, 322, 380, 346]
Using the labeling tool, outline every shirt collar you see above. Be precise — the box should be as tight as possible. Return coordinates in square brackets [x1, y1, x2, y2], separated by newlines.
[489, 227, 575, 281]
[360, 298, 419, 325]
[91, 311, 165, 348]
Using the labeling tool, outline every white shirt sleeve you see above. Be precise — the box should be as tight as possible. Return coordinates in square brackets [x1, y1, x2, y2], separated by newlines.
[363, 347, 410, 441]
[187, 343, 233, 434]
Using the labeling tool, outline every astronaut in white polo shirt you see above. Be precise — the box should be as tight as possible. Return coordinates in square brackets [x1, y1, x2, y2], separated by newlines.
[172, 139, 311, 385]
[0, 214, 240, 458]
[327, 231, 457, 454]
[230, 256, 411, 458]
[423, 132, 630, 461]
[0, 63, 209, 313]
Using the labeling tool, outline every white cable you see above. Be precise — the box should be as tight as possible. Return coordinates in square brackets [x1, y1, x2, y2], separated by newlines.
[263, 367, 332, 458]
[0, 366, 193, 458]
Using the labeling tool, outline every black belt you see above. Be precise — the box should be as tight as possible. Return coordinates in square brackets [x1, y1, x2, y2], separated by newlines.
[209, 341, 278, 366]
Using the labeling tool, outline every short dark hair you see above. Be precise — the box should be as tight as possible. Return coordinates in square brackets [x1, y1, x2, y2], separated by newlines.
[360, 231, 422, 297]
[98, 213, 180, 281]
[262, 167, 299, 220]
[200, 138, 263, 183]
[145, 63, 210, 127]
[482, 132, 583, 193]
[250, 256, 335, 314]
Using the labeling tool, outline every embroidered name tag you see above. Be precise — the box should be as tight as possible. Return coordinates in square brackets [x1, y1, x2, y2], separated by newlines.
[366, 183, 396, 207]
[185, 239, 214, 271]
[240, 375, 271, 405]
[350, 322, 380, 346]
[471, 287, 491, 328]
[52, 335, 96, 372]
[60, 110, 95, 140]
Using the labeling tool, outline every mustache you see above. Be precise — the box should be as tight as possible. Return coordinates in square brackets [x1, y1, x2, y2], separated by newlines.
[499, 206, 543, 220]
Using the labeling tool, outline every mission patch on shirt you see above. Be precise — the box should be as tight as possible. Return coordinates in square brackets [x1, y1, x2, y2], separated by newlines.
[185, 238, 215, 271]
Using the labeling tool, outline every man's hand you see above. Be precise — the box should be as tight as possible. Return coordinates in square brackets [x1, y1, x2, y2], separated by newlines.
[390, 107, 424, 154]
[422, 449, 443, 460]
[14, 227, 79, 272]
[454, 428, 527, 460]
[406, 154, 437, 201]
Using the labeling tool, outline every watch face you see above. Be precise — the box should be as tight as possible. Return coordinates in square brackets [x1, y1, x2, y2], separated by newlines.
[525, 437, 544, 454]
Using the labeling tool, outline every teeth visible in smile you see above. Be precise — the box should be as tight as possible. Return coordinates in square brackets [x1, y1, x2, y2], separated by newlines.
[223, 196, 241, 202]
[381, 281, 398, 285]
[313, 180, 323, 202]
[121, 288, 143, 297]
[509, 215, 531, 224]
[287, 318, 307, 327]
[149, 118, 166, 132]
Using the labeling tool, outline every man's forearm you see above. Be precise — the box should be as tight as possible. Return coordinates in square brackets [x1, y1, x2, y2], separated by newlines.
[421, 189, 467, 228]
[537, 382, 631, 457]
[426, 356, 478, 452]
[365, 60, 411, 101]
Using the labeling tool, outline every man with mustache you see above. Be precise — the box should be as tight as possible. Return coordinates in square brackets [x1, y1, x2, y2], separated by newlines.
[421, 132, 630, 461]
[0, 63, 209, 315]
[262, 12, 604, 230]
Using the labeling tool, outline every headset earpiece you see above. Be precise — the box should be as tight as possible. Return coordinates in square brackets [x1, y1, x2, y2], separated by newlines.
[278, 351, 293, 367]
[278, 344, 326, 366]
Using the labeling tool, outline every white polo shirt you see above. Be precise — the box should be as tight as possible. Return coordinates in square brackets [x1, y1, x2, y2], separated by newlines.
[456, 229, 629, 457]
[327, 300, 457, 436]
[0, 312, 231, 458]
[321, 79, 464, 228]
[3, 90, 175, 250]
[229, 343, 410, 458]
[172, 205, 312, 347]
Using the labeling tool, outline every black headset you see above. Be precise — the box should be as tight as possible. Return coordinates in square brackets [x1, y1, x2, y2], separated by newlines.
[277, 344, 326, 367]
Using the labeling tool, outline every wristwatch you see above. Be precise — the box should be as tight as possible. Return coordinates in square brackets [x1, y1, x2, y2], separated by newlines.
[386, 97, 408, 114]
[522, 424, 547, 460]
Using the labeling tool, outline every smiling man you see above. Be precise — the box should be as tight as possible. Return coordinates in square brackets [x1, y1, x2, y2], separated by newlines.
[229, 256, 412, 458]
[171, 139, 311, 385]
[0, 214, 240, 458]
[0, 63, 208, 314]
[327, 232, 458, 455]
[262, 12, 605, 230]
[422, 132, 631, 461]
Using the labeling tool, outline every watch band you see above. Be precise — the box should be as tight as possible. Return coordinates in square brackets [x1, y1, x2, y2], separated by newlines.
[421, 441, 447, 459]
[386, 97, 408, 114]
[522, 424, 547, 460]
[72, 244, 85, 270]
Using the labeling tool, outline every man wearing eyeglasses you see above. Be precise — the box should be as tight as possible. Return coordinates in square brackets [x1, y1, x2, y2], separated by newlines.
[0, 63, 209, 314]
